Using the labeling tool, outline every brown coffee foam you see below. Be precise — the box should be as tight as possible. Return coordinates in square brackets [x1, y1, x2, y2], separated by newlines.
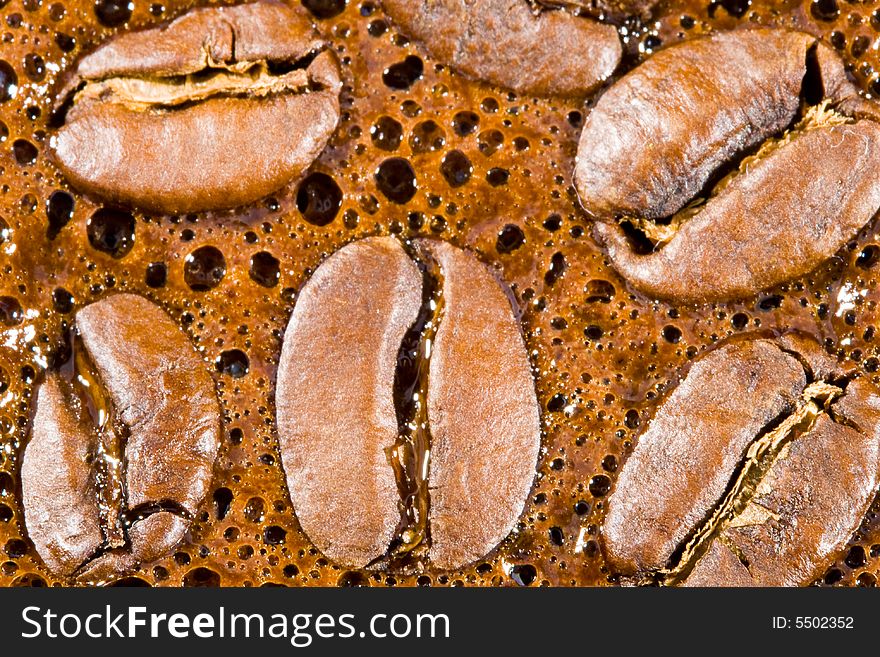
[0, 0, 878, 587]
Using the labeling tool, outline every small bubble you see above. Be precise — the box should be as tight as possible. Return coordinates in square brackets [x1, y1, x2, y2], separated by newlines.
[547, 394, 567, 412]
[757, 294, 783, 311]
[244, 497, 265, 523]
[87, 207, 135, 258]
[857, 572, 876, 587]
[296, 172, 342, 226]
[144, 262, 167, 288]
[625, 409, 640, 429]
[48, 2, 65, 20]
[55, 32, 76, 52]
[478, 129, 504, 156]
[731, 312, 749, 330]
[0, 297, 23, 326]
[857, 244, 880, 269]
[409, 120, 445, 153]
[46, 190, 74, 239]
[23, 53, 45, 82]
[440, 150, 472, 188]
[371, 115, 403, 151]
[0, 60, 17, 103]
[249, 251, 280, 287]
[585, 280, 615, 304]
[213, 487, 233, 520]
[480, 97, 499, 114]
[811, 0, 839, 21]
[845, 545, 867, 569]
[263, 526, 287, 545]
[94, 0, 132, 26]
[216, 349, 249, 378]
[52, 288, 74, 314]
[383, 55, 423, 90]
[496, 224, 525, 254]
[589, 474, 612, 497]
[183, 567, 221, 587]
[452, 110, 479, 136]
[662, 325, 682, 344]
[184, 246, 226, 291]
[4, 539, 27, 558]
[20, 194, 38, 215]
[509, 564, 537, 586]
[338, 571, 370, 587]
[301, 0, 346, 19]
[12, 139, 37, 166]
[400, 100, 421, 118]
[367, 18, 387, 36]
[486, 167, 510, 186]
[376, 158, 417, 203]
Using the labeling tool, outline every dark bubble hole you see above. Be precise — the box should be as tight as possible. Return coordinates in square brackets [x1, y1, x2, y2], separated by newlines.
[371, 115, 403, 151]
[297, 172, 342, 226]
[87, 207, 135, 258]
[0, 60, 17, 103]
[496, 224, 525, 254]
[440, 150, 472, 188]
[184, 246, 226, 291]
[216, 349, 249, 378]
[94, 0, 132, 26]
[383, 55, 424, 90]
[46, 190, 74, 239]
[376, 158, 417, 204]
[301, 0, 346, 19]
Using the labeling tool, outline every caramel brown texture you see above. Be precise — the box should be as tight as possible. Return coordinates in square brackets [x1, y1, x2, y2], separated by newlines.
[3, 0, 880, 588]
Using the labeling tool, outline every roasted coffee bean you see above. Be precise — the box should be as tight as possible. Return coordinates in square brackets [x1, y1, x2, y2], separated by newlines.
[575, 29, 880, 302]
[51, 1, 342, 214]
[21, 294, 221, 582]
[276, 237, 540, 570]
[381, 0, 621, 96]
[603, 334, 880, 586]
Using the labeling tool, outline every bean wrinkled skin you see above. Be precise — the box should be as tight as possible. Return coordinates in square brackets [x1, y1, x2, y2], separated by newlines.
[575, 29, 880, 302]
[276, 237, 541, 570]
[22, 294, 221, 582]
[51, 1, 342, 214]
[603, 334, 880, 586]
[382, 0, 621, 96]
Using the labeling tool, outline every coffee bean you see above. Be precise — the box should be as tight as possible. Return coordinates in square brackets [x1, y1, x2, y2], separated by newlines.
[51, 2, 343, 214]
[381, 0, 621, 96]
[276, 237, 540, 570]
[576, 29, 880, 302]
[21, 294, 221, 582]
[604, 334, 880, 586]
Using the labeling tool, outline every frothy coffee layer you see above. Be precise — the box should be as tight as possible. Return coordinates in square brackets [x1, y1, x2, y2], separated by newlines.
[1, 0, 880, 587]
